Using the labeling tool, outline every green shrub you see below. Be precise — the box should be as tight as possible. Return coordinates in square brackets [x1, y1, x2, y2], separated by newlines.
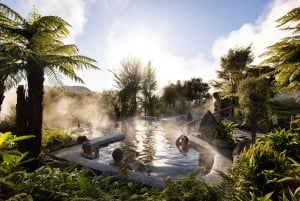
[5, 128, 298, 200]
[220, 129, 300, 200]
[159, 173, 221, 201]
[42, 127, 75, 149]
[258, 129, 300, 161]
[213, 120, 238, 142]
[0, 132, 34, 200]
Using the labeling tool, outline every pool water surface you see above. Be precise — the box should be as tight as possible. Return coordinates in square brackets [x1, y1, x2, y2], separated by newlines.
[96, 120, 212, 178]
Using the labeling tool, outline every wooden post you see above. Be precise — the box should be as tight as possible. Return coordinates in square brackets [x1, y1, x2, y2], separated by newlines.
[16, 85, 27, 136]
[16, 85, 28, 152]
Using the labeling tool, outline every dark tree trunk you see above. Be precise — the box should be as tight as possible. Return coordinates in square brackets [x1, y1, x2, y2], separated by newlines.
[16, 85, 28, 151]
[0, 80, 5, 119]
[25, 62, 44, 170]
[251, 119, 257, 142]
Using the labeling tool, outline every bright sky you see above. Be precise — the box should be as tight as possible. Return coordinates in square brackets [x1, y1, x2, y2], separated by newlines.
[2, 0, 300, 92]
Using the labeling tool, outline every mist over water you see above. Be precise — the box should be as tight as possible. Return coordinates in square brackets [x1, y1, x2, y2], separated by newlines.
[42, 88, 114, 135]
[1, 88, 113, 135]
[1, 87, 214, 139]
[1, 89, 17, 121]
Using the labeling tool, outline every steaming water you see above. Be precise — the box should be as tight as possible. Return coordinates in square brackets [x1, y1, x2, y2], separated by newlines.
[96, 119, 211, 179]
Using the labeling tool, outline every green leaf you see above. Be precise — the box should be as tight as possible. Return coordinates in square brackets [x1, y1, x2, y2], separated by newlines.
[10, 135, 35, 142]
[276, 177, 294, 183]
[259, 192, 273, 201]
[0, 132, 11, 146]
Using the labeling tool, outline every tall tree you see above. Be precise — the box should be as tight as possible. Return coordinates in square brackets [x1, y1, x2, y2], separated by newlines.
[184, 78, 210, 104]
[213, 45, 254, 118]
[161, 81, 187, 113]
[140, 62, 157, 116]
[0, 4, 98, 169]
[260, 7, 300, 92]
[161, 78, 210, 115]
[112, 57, 142, 117]
[237, 77, 273, 141]
[161, 83, 179, 109]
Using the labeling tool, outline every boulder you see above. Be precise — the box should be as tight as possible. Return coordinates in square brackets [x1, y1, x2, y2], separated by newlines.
[198, 110, 218, 139]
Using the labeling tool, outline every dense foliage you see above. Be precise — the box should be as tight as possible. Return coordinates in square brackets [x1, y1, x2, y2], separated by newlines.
[42, 127, 75, 150]
[161, 78, 210, 115]
[2, 128, 299, 201]
[214, 45, 253, 101]
[159, 174, 221, 201]
[213, 120, 238, 143]
[220, 129, 300, 201]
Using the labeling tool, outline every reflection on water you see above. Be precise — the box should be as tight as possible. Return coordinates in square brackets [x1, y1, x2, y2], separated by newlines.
[97, 120, 208, 178]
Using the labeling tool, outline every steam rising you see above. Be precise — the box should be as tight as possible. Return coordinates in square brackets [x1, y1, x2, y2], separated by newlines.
[1, 89, 16, 121]
[1, 87, 214, 139]
[43, 88, 113, 136]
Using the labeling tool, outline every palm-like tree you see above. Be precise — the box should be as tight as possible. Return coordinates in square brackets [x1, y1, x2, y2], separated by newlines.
[0, 36, 26, 117]
[260, 7, 300, 92]
[0, 4, 98, 169]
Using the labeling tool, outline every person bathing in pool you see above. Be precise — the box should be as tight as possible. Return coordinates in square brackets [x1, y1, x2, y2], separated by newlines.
[176, 135, 192, 154]
[110, 148, 132, 170]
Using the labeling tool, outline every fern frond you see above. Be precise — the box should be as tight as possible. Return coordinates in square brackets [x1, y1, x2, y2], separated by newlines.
[277, 7, 300, 27]
[6, 193, 33, 201]
[36, 15, 70, 37]
[0, 3, 26, 25]
[44, 67, 64, 87]
[48, 44, 79, 56]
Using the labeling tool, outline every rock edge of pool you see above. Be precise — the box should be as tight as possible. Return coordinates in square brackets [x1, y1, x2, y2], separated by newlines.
[50, 133, 232, 189]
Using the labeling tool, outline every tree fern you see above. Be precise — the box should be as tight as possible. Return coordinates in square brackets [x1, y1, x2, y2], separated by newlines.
[0, 4, 99, 169]
[0, 3, 25, 25]
[260, 7, 300, 91]
[276, 7, 300, 33]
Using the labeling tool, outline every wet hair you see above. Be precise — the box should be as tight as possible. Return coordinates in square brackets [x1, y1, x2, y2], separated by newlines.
[213, 92, 220, 99]
[112, 148, 123, 160]
[82, 141, 93, 153]
[183, 136, 189, 143]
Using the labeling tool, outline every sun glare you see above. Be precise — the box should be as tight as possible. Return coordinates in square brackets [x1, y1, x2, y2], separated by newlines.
[106, 28, 166, 66]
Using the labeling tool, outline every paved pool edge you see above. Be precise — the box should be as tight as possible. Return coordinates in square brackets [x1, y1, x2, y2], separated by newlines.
[189, 134, 233, 183]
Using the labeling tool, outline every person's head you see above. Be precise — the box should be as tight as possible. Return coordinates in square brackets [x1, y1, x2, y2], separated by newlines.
[112, 148, 124, 161]
[182, 136, 189, 145]
[82, 141, 93, 154]
[213, 92, 220, 99]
